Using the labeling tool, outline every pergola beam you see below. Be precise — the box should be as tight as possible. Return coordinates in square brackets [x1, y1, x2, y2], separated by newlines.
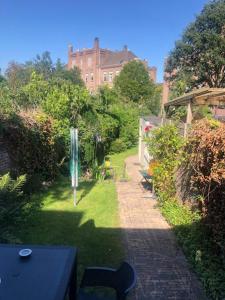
[164, 88, 225, 108]
[195, 94, 225, 106]
[163, 88, 225, 137]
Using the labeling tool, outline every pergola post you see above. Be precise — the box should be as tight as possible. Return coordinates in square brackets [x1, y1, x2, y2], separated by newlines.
[184, 101, 193, 137]
[186, 101, 193, 124]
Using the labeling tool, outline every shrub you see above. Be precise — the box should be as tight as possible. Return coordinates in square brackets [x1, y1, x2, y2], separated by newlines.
[0, 84, 16, 115]
[119, 120, 138, 149]
[0, 173, 26, 238]
[0, 172, 43, 243]
[110, 103, 139, 151]
[147, 123, 185, 161]
[110, 138, 127, 154]
[185, 119, 225, 251]
[146, 124, 185, 199]
[1, 110, 63, 184]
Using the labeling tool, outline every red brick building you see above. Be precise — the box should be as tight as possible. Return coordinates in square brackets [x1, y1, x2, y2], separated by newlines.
[68, 37, 157, 92]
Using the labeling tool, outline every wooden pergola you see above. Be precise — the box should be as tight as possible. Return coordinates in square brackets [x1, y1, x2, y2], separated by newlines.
[164, 88, 225, 134]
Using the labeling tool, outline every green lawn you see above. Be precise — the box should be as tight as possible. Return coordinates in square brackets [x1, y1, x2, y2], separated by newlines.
[15, 147, 137, 278]
[109, 147, 137, 179]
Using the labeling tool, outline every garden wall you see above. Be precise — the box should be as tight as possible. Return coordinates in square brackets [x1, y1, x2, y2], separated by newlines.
[0, 137, 10, 174]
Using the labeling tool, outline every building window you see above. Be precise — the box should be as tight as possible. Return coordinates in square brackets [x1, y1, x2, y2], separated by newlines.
[109, 72, 113, 82]
[85, 73, 88, 83]
[80, 59, 83, 67]
[88, 57, 92, 67]
[103, 72, 108, 82]
[90, 73, 94, 81]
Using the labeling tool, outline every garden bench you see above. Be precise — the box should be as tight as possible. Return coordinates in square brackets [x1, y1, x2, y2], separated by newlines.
[139, 170, 153, 185]
[140, 169, 155, 194]
[139, 159, 159, 193]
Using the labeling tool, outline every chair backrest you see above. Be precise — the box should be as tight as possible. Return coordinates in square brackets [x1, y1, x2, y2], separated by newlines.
[115, 262, 137, 300]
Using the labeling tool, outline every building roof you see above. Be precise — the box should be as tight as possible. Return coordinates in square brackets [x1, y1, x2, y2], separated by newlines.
[100, 50, 137, 67]
[164, 88, 225, 107]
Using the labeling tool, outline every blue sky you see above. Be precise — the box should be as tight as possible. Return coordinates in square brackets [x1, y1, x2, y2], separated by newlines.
[0, 0, 209, 82]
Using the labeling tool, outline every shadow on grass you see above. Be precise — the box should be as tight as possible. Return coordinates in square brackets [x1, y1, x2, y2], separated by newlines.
[15, 210, 124, 282]
[38, 177, 96, 206]
[76, 180, 96, 205]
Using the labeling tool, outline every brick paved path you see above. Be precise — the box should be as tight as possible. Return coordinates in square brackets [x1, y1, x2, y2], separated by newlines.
[116, 155, 207, 300]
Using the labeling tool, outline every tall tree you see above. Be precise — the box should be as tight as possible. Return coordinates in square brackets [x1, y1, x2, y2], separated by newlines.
[114, 60, 161, 114]
[5, 61, 32, 91]
[94, 85, 117, 112]
[166, 0, 225, 88]
[33, 51, 54, 80]
[114, 60, 152, 103]
[54, 59, 84, 86]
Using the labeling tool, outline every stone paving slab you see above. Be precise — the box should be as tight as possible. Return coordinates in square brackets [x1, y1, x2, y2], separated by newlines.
[116, 155, 207, 300]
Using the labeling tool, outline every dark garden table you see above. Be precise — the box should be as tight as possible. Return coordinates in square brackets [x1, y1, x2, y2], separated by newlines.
[0, 244, 77, 300]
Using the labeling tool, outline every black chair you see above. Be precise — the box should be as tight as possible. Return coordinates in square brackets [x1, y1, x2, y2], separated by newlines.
[78, 261, 137, 300]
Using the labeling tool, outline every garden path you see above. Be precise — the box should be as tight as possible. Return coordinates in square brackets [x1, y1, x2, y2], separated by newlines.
[116, 155, 207, 300]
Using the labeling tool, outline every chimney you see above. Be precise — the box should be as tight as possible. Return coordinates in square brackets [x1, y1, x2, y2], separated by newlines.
[68, 44, 73, 70]
[68, 44, 73, 54]
[94, 37, 99, 49]
[123, 45, 128, 51]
